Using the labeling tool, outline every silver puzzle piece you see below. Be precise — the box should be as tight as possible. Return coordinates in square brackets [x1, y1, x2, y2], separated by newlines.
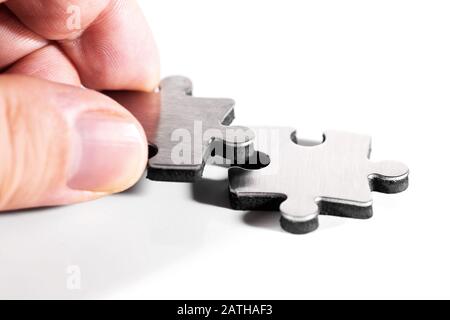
[147, 76, 254, 181]
[107, 76, 254, 182]
[229, 128, 409, 234]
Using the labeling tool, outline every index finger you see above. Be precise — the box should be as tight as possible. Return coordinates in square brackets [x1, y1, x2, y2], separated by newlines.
[5, 0, 159, 91]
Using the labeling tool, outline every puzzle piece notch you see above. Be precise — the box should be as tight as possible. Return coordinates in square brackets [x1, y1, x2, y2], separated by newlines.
[148, 76, 255, 182]
[228, 128, 409, 234]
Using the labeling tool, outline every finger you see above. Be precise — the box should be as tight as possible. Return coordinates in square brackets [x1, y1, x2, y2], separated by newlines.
[105, 90, 161, 143]
[4, 0, 110, 40]
[60, 0, 160, 91]
[6, 44, 81, 85]
[0, 5, 47, 69]
[0, 75, 148, 211]
[6, 0, 160, 91]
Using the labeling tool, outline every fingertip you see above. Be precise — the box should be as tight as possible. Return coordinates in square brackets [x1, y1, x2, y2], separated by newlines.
[67, 109, 148, 194]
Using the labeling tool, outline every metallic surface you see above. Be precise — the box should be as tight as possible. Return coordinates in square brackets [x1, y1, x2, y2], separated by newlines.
[229, 128, 409, 234]
[108, 76, 254, 182]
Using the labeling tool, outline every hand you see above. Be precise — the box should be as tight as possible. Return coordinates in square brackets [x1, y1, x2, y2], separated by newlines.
[0, 0, 159, 211]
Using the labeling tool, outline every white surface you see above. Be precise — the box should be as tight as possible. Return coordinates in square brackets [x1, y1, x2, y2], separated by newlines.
[1, 0, 449, 299]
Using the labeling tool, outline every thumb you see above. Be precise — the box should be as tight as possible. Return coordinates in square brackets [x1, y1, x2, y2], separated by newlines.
[0, 75, 148, 211]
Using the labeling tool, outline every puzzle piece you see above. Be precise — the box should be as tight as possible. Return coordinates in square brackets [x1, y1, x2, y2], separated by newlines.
[228, 128, 409, 234]
[108, 76, 254, 182]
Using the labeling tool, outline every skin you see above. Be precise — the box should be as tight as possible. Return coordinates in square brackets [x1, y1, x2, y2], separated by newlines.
[0, 0, 159, 211]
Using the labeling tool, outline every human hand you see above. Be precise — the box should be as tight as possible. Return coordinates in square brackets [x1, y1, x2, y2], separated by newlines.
[0, 0, 159, 211]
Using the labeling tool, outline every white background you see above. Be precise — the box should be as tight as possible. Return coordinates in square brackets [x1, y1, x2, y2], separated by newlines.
[1, 0, 449, 299]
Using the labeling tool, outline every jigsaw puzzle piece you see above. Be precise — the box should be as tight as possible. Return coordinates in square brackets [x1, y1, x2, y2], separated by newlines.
[150, 76, 254, 182]
[229, 127, 409, 234]
[107, 76, 254, 182]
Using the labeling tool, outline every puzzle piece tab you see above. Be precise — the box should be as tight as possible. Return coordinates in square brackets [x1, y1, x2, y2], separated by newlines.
[228, 128, 409, 234]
